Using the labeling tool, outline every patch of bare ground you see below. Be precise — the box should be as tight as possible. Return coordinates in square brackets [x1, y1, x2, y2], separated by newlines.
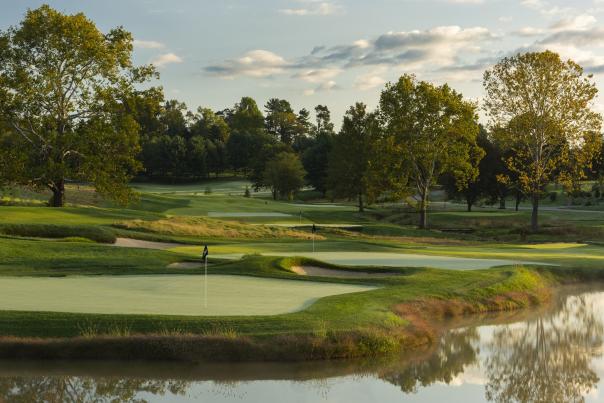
[290, 265, 401, 278]
[113, 238, 182, 250]
[166, 262, 203, 269]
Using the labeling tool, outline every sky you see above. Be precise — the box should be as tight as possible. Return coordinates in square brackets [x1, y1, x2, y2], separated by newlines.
[2, 0, 604, 124]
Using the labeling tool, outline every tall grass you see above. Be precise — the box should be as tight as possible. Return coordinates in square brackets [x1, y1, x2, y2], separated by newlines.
[115, 216, 325, 240]
[0, 223, 116, 243]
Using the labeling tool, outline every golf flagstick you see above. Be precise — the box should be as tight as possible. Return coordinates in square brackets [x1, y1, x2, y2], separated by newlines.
[204, 256, 207, 308]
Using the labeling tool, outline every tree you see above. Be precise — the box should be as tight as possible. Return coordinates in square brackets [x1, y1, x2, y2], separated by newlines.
[263, 152, 306, 200]
[484, 51, 602, 231]
[302, 132, 334, 196]
[0, 5, 154, 206]
[249, 134, 289, 190]
[226, 97, 268, 174]
[315, 105, 335, 135]
[380, 75, 482, 229]
[189, 107, 230, 176]
[328, 103, 383, 212]
[189, 107, 230, 143]
[441, 127, 506, 212]
[230, 96, 264, 134]
[301, 105, 336, 196]
[264, 98, 301, 145]
[591, 139, 604, 196]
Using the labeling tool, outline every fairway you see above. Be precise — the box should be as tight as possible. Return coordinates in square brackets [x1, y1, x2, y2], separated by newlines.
[0, 275, 375, 316]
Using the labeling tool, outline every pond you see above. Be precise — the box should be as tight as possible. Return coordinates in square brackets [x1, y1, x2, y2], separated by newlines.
[1, 285, 603, 402]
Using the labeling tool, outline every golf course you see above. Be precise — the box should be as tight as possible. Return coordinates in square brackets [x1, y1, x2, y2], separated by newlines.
[1, 179, 604, 362]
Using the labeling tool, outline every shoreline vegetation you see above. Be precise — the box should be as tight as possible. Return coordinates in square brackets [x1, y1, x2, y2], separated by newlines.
[0, 261, 600, 363]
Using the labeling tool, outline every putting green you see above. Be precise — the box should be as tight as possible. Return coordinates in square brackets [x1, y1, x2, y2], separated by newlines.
[0, 275, 375, 316]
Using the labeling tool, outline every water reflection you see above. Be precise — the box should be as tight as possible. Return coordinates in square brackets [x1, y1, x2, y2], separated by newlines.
[382, 327, 480, 393]
[484, 294, 604, 403]
[1, 287, 603, 402]
[0, 376, 189, 402]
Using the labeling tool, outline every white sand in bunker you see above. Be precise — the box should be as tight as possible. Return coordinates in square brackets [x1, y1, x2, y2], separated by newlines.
[291, 266, 401, 278]
[113, 238, 183, 250]
[208, 212, 292, 217]
[0, 275, 375, 316]
[267, 252, 547, 270]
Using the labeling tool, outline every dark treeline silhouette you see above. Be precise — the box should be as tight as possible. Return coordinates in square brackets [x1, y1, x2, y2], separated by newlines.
[132, 91, 335, 200]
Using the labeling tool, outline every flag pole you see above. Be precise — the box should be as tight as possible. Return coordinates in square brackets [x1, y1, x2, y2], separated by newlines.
[204, 255, 207, 308]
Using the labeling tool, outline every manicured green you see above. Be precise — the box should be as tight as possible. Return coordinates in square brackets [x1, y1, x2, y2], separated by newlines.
[0, 274, 375, 316]
[1, 179, 604, 345]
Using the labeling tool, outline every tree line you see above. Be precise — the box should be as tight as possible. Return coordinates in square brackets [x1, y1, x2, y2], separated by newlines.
[0, 5, 602, 232]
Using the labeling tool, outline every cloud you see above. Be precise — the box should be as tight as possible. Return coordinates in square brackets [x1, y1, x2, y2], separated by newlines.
[446, 0, 484, 3]
[292, 68, 342, 83]
[152, 53, 184, 67]
[354, 71, 387, 90]
[519, 0, 573, 16]
[513, 14, 598, 38]
[205, 50, 288, 78]
[506, 16, 604, 74]
[133, 39, 165, 49]
[550, 14, 597, 32]
[279, 1, 342, 16]
[303, 80, 339, 95]
[204, 25, 497, 89]
[513, 27, 546, 37]
[305, 26, 495, 70]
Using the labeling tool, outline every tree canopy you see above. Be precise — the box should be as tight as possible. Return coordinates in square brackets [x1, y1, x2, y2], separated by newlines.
[0, 5, 154, 206]
[263, 152, 306, 200]
[484, 51, 602, 231]
[380, 75, 483, 228]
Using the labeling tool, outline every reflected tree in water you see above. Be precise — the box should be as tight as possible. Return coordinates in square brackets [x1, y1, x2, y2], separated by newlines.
[485, 295, 604, 403]
[381, 327, 480, 393]
[0, 376, 189, 403]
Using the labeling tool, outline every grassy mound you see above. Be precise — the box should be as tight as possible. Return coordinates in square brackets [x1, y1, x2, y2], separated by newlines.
[114, 216, 325, 240]
[0, 224, 116, 243]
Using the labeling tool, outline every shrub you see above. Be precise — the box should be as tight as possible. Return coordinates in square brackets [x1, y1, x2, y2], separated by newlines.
[244, 186, 251, 198]
[204, 187, 212, 195]
[0, 224, 116, 243]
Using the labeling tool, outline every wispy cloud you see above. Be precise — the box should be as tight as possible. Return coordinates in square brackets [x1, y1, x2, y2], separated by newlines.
[279, 1, 342, 16]
[205, 50, 287, 78]
[133, 39, 166, 49]
[519, 0, 573, 16]
[152, 53, 184, 67]
[354, 68, 387, 90]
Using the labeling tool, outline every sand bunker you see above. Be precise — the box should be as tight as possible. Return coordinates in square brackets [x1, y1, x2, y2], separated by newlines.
[113, 238, 183, 250]
[268, 252, 547, 270]
[208, 212, 292, 218]
[291, 265, 400, 278]
[167, 262, 203, 269]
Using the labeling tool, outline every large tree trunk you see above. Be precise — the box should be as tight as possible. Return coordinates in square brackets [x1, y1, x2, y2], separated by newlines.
[515, 191, 521, 212]
[499, 197, 506, 210]
[531, 193, 539, 232]
[467, 202, 473, 212]
[419, 189, 428, 229]
[50, 180, 65, 207]
[358, 192, 364, 213]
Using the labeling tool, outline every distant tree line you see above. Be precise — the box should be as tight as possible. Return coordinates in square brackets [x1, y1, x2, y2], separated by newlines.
[0, 6, 603, 233]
